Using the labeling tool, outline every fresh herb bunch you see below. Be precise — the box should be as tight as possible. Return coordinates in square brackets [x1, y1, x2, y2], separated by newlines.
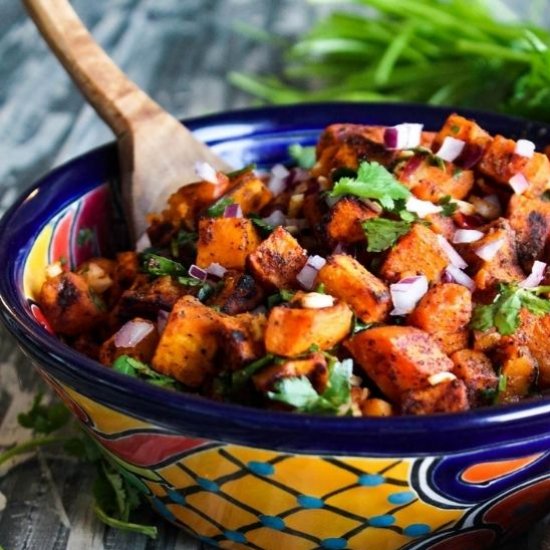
[230, 0, 550, 122]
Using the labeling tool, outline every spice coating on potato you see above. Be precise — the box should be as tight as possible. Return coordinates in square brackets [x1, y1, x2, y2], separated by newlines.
[221, 172, 273, 215]
[401, 378, 470, 415]
[38, 272, 105, 336]
[208, 271, 264, 315]
[494, 343, 537, 403]
[345, 326, 454, 402]
[317, 254, 390, 323]
[248, 226, 308, 290]
[325, 197, 378, 244]
[451, 349, 498, 406]
[265, 300, 353, 356]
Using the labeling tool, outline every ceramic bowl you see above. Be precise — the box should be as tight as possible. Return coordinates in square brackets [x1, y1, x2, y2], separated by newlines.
[1, 103, 549, 550]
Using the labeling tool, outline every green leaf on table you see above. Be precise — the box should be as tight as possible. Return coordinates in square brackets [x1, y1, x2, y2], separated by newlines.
[17, 393, 71, 435]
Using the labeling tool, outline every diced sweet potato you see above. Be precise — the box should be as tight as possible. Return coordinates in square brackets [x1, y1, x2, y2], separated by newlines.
[507, 194, 550, 270]
[99, 318, 159, 366]
[360, 398, 394, 417]
[247, 226, 308, 290]
[151, 296, 220, 387]
[316, 254, 391, 323]
[325, 197, 378, 244]
[114, 251, 140, 289]
[380, 224, 448, 283]
[253, 352, 328, 394]
[345, 326, 454, 402]
[424, 212, 456, 240]
[401, 378, 470, 415]
[265, 300, 353, 356]
[208, 271, 264, 314]
[38, 272, 106, 336]
[494, 343, 537, 403]
[196, 218, 261, 270]
[217, 313, 266, 371]
[472, 327, 502, 353]
[515, 310, 550, 389]
[432, 113, 492, 153]
[302, 192, 327, 240]
[219, 171, 273, 215]
[451, 349, 498, 406]
[432, 329, 469, 356]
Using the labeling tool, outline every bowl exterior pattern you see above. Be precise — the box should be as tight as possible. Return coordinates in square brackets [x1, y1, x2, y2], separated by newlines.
[22, 179, 550, 549]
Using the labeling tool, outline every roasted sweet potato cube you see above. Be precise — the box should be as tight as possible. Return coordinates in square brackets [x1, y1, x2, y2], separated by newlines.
[248, 226, 308, 289]
[265, 300, 353, 356]
[401, 378, 470, 415]
[196, 218, 261, 270]
[431, 329, 469, 356]
[360, 398, 394, 417]
[253, 352, 328, 394]
[151, 296, 220, 387]
[316, 254, 391, 323]
[114, 251, 140, 289]
[302, 192, 328, 241]
[217, 313, 266, 371]
[515, 310, 550, 389]
[380, 224, 448, 283]
[325, 197, 378, 244]
[221, 172, 273, 215]
[423, 212, 456, 240]
[99, 318, 159, 366]
[507, 194, 550, 270]
[451, 349, 498, 406]
[38, 272, 106, 336]
[208, 271, 264, 314]
[345, 326, 454, 402]
[494, 343, 537, 404]
[432, 113, 492, 152]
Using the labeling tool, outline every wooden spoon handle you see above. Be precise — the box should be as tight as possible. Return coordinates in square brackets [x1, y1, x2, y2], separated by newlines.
[22, 0, 162, 138]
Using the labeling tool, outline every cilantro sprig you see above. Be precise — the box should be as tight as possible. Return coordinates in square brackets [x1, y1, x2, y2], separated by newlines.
[471, 283, 550, 335]
[206, 196, 233, 218]
[362, 218, 412, 253]
[438, 195, 458, 217]
[112, 355, 179, 389]
[288, 143, 316, 169]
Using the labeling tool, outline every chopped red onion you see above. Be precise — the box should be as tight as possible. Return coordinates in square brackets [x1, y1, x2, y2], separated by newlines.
[286, 168, 309, 189]
[223, 203, 243, 218]
[514, 139, 535, 158]
[509, 173, 529, 195]
[135, 232, 152, 253]
[262, 209, 285, 227]
[206, 262, 227, 279]
[157, 310, 169, 334]
[401, 154, 424, 179]
[296, 264, 319, 290]
[268, 164, 289, 196]
[435, 137, 466, 162]
[384, 123, 423, 150]
[307, 255, 327, 270]
[332, 242, 347, 255]
[437, 235, 468, 269]
[272, 163, 290, 179]
[445, 265, 475, 291]
[188, 264, 208, 281]
[405, 196, 442, 218]
[114, 319, 154, 348]
[452, 229, 484, 244]
[456, 143, 484, 169]
[475, 237, 505, 262]
[194, 161, 219, 184]
[519, 260, 547, 288]
[390, 275, 429, 316]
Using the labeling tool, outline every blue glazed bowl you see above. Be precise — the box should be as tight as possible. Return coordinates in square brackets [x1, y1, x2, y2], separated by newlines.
[1, 103, 550, 549]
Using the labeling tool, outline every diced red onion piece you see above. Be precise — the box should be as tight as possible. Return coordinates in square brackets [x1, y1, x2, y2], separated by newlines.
[452, 229, 484, 244]
[475, 237, 505, 262]
[390, 275, 429, 316]
[514, 139, 535, 158]
[296, 264, 319, 290]
[405, 196, 442, 218]
[384, 123, 423, 150]
[194, 161, 219, 184]
[445, 265, 475, 291]
[268, 166, 288, 195]
[157, 310, 169, 334]
[188, 264, 208, 281]
[456, 143, 483, 169]
[401, 154, 423, 179]
[509, 173, 529, 195]
[114, 319, 154, 348]
[519, 260, 547, 288]
[223, 203, 243, 218]
[436, 137, 466, 162]
[262, 210, 285, 227]
[437, 235, 467, 269]
[206, 262, 227, 279]
[271, 163, 290, 179]
[307, 255, 327, 270]
[135, 232, 151, 253]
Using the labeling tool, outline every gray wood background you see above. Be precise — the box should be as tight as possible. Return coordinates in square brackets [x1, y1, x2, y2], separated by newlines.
[0, 1, 548, 549]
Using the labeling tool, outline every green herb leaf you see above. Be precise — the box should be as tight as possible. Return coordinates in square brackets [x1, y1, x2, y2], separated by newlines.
[330, 161, 410, 210]
[206, 197, 234, 218]
[231, 354, 276, 388]
[226, 163, 257, 179]
[267, 289, 295, 308]
[112, 355, 177, 389]
[438, 195, 458, 216]
[18, 393, 71, 435]
[141, 253, 188, 278]
[362, 218, 412, 252]
[170, 229, 197, 257]
[249, 213, 275, 236]
[288, 143, 316, 169]
[352, 316, 374, 334]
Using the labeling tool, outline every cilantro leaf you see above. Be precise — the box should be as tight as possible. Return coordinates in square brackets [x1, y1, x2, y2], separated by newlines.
[362, 218, 412, 253]
[18, 393, 71, 435]
[330, 161, 410, 210]
[249, 213, 275, 236]
[471, 284, 550, 335]
[206, 197, 233, 218]
[267, 289, 295, 308]
[226, 163, 256, 179]
[352, 316, 374, 334]
[170, 229, 197, 257]
[231, 354, 277, 389]
[438, 195, 458, 216]
[288, 143, 316, 169]
[112, 355, 178, 389]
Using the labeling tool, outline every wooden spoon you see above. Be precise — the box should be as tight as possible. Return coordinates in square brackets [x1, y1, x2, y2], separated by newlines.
[22, 0, 232, 241]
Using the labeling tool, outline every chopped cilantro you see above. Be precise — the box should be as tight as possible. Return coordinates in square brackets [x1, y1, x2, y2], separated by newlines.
[471, 283, 550, 335]
[315, 283, 326, 294]
[249, 213, 275, 236]
[267, 289, 295, 308]
[452, 167, 464, 179]
[352, 316, 374, 334]
[112, 355, 178, 389]
[329, 161, 410, 210]
[450, 124, 461, 134]
[362, 218, 412, 253]
[498, 373, 508, 393]
[231, 354, 277, 388]
[226, 163, 256, 179]
[288, 143, 316, 169]
[438, 195, 458, 216]
[18, 393, 71, 435]
[77, 228, 94, 246]
[170, 229, 197, 257]
[141, 253, 187, 277]
[206, 197, 234, 218]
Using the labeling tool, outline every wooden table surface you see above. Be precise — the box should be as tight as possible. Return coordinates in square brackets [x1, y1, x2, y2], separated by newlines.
[0, 1, 548, 549]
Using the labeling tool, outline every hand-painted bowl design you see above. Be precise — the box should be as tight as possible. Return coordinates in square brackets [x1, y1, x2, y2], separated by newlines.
[1, 103, 549, 549]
